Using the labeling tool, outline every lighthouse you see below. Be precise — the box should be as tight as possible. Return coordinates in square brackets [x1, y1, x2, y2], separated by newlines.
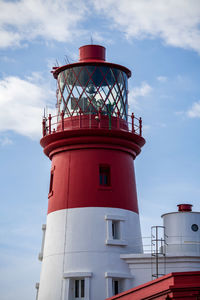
[38, 45, 145, 300]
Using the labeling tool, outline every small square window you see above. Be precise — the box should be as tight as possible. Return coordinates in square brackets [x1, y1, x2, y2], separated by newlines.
[105, 215, 127, 246]
[99, 165, 110, 186]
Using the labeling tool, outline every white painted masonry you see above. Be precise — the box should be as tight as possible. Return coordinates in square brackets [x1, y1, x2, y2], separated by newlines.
[162, 211, 200, 255]
[121, 208, 200, 288]
[37, 207, 142, 300]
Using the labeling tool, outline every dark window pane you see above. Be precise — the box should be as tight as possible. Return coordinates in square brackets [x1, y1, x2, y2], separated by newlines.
[76, 67, 90, 86]
[114, 280, 119, 295]
[86, 65, 95, 75]
[75, 280, 79, 298]
[99, 174, 103, 185]
[81, 279, 85, 297]
[92, 67, 103, 86]
[112, 222, 115, 238]
[103, 174, 108, 185]
[99, 165, 110, 186]
[49, 172, 54, 194]
[112, 221, 120, 239]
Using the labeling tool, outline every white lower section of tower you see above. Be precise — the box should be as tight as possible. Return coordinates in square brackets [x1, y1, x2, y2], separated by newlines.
[38, 207, 142, 300]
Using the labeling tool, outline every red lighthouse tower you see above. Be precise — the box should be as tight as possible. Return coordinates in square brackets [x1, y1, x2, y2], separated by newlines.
[38, 45, 145, 300]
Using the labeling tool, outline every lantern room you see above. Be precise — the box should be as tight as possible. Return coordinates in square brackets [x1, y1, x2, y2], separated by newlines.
[43, 45, 142, 137]
[52, 45, 131, 121]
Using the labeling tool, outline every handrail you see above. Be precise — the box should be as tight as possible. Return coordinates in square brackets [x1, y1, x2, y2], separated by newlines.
[42, 110, 143, 137]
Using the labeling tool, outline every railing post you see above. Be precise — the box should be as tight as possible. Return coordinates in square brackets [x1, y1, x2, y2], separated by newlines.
[139, 117, 142, 136]
[117, 111, 120, 129]
[131, 113, 135, 133]
[61, 110, 64, 131]
[98, 108, 101, 129]
[89, 113, 91, 129]
[48, 114, 51, 135]
[79, 110, 82, 129]
[42, 118, 46, 137]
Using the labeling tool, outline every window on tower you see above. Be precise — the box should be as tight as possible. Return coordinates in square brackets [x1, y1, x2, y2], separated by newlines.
[99, 165, 110, 186]
[48, 166, 55, 198]
[112, 279, 120, 295]
[112, 221, 120, 240]
[75, 279, 85, 298]
[63, 272, 92, 300]
[105, 215, 127, 246]
[49, 173, 53, 193]
[105, 273, 132, 298]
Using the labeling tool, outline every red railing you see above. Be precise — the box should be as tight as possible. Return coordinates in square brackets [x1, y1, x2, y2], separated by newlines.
[42, 111, 142, 137]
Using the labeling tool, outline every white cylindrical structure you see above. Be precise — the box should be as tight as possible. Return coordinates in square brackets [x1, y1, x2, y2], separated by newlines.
[162, 204, 200, 255]
[38, 207, 142, 300]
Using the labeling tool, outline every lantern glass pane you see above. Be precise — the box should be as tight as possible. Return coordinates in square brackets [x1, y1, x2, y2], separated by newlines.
[57, 65, 128, 120]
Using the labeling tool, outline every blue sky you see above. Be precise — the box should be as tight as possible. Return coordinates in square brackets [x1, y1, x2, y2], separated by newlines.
[0, 1, 200, 299]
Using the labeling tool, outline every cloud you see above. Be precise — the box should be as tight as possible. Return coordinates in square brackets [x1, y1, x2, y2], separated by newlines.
[0, 136, 13, 146]
[0, 74, 55, 139]
[129, 82, 152, 109]
[1, 0, 200, 55]
[91, 0, 200, 54]
[0, 55, 16, 63]
[0, 0, 87, 48]
[187, 100, 200, 118]
[133, 82, 152, 97]
[157, 76, 168, 82]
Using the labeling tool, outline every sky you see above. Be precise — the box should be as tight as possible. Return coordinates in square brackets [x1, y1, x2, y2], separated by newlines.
[0, 0, 200, 299]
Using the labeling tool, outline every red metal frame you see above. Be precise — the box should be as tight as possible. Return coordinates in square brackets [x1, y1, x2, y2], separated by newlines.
[42, 112, 142, 137]
[52, 61, 131, 79]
